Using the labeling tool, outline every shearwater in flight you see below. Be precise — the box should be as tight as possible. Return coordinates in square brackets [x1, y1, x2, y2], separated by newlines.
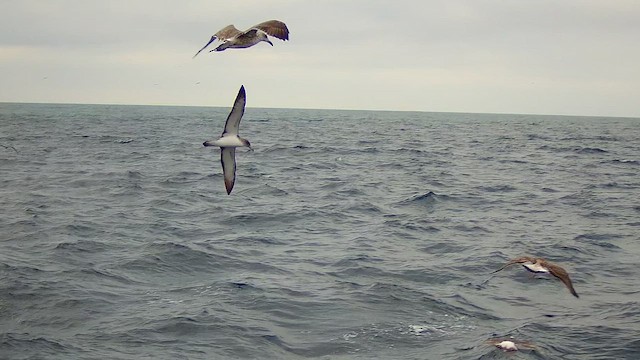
[486, 338, 536, 352]
[193, 20, 289, 57]
[493, 256, 579, 298]
[203, 85, 252, 194]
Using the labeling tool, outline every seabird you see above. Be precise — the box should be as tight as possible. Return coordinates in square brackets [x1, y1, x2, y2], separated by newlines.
[203, 85, 252, 195]
[193, 20, 289, 57]
[493, 256, 579, 298]
[486, 339, 536, 352]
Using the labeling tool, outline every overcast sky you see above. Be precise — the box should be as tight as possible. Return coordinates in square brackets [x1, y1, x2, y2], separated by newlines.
[1, 1, 639, 117]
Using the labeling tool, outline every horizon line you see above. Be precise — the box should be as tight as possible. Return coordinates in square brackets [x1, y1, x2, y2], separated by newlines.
[1, 101, 638, 120]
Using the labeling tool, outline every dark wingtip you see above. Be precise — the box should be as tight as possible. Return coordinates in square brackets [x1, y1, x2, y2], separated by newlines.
[492, 263, 511, 274]
[1, 144, 18, 153]
[193, 36, 217, 58]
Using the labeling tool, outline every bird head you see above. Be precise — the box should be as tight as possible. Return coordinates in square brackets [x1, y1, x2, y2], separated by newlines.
[256, 31, 273, 46]
[243, 139, 253, 151]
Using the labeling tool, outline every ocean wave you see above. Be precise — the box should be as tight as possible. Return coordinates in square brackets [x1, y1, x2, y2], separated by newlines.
[574, 147, 608, 154]
[3, 105, 640, 359]
[399, 191, 452, 206]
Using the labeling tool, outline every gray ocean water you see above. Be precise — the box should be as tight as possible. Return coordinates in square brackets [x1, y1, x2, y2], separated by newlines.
[1, 102, 639, 359]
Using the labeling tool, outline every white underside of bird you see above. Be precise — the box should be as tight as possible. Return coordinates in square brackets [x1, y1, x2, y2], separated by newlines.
[203, 85, 252, 195]
[522, 262, 550, 273]
[496, 340, 518, 351]
[204, 135, 247, 148]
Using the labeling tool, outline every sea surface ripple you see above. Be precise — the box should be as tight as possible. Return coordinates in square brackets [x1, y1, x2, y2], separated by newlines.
[1, 103, 640, 359]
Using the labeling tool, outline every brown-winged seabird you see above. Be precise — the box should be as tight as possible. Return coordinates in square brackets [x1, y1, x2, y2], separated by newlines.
[193, 20, 289, 57]
[493, 256, 579, 298]
[486, 338, 536, 352]
[203, 85, 252, 195]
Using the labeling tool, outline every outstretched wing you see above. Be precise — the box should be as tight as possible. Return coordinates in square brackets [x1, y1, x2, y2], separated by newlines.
[492, 256, 535, 274]
[235, 28, 260, 42]
[222, 85, 246, 136]
[193, 25, 242, 58]
[516, 340, 537, 350]
[193, 35, 218, 58]
[547, 264, 579, 298]
[250, 20, 289, 41]
[215, 24, 242, 40]
[220, 147, 236, 195]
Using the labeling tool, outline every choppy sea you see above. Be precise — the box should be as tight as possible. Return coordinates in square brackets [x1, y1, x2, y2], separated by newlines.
[1, 102, 639, 359]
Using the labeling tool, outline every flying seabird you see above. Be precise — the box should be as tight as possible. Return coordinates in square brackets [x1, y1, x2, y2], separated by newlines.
[493, 256, 579, 298]
[203, 85, 253, 194]
[193, 20, 289, 57]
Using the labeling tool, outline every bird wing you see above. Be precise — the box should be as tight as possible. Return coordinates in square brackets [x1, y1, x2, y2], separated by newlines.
[192, 25, 242, 58]
[492, 256, 535, 273]
[193, 35, 218, 58]
[220, 147, 236, 195]
[250, 20, 289, 41]
[485, 339, 501, 346]
[547, 263, 579, 298]
[235, 28, 260, 42]
[222, 85, 246, 136]
[215, 25, 242, 40]
[516, 340, 537, 350]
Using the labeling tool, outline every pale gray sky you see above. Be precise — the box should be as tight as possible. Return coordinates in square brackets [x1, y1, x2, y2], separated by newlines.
[1, 0, 639, 117]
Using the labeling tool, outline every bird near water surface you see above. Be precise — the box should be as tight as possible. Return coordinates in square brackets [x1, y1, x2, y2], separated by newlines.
[493, 256, 579, 298]
[203, 85, 253, 195]
[486, 339, 537, 352]
[193, 20, 289, 57]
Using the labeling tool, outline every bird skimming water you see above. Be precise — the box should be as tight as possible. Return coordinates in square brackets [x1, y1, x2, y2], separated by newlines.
[486, 338, 536, 352]
[493, 256, 579, 298]
[193, 20, 289, 57]
[203, 85, 252, 195]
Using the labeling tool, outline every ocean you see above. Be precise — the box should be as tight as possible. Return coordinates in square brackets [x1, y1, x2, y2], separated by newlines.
[1, 102, 639, 359]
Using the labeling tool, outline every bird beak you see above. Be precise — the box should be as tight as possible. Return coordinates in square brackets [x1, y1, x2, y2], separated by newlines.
[249, 146, 254, 152]
[267, 40, 273, 46]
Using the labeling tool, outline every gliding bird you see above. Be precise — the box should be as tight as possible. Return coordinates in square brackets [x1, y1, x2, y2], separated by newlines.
[486, 339, 537, 352]
[193, 20, 289, 57]
[203, 85, 253, 195]
[493, 256, 579, 298]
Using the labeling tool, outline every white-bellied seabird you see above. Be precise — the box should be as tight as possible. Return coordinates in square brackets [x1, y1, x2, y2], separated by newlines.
[203, 85, 252, 195]
[193, 20, 289, 57]
[486, 339, 536, 351]
[493, 256, 579, 298]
